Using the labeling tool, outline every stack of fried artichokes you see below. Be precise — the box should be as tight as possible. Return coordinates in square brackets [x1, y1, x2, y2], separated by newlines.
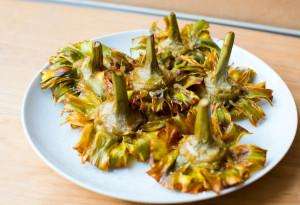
[40, 12, 272, 193]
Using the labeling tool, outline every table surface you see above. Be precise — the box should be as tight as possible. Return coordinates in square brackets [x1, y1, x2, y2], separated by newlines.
[101, 0, 300, 30]
[1, 1, 299, 205]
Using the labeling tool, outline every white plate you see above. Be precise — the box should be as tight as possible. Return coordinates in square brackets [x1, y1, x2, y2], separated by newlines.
[22, 30, 298, 204]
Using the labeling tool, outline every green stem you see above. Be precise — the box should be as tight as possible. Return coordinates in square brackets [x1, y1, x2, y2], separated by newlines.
[112, 72, 130, 117]
[214, 32, 235, 81]
[167, 12, 182, 43]
[92, 41, 103, 71]
[144, 34, 160, 74]
[194, 99, 212, 142]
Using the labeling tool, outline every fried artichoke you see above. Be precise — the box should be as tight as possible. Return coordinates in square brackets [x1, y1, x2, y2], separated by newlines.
[147, 99, 266, 193]
[40, 12, 272, 194]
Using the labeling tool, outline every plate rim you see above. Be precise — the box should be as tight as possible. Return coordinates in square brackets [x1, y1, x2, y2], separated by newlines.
[21, 29, 298, 204]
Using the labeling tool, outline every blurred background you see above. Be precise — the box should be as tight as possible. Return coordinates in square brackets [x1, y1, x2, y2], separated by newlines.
[98, 0, 299, 30]
[46, 0, 300, 36]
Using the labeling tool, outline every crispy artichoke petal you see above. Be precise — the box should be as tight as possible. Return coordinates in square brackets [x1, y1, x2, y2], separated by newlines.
[130, 84, 199, 115]
[180, 75, 203, 89]
[41, 66, 76, 93]
[74, 123, 94, 156]
[109, 140, 131, 168]
[103, 46, 135, 72]
[128, 132, 151, 162]
[170, 84, 199, 112]
[147, 149, 178, 181]
[140, 120, 166, 132]
[211, 105, 249, 145]
[232, 98, 265, 126]
[51, 82, 77, 102]
[228, 144, 267, 172]
[166, 165, 222, 193]
[66, 111, 91, 128]
[75, 126, 132, 170]
[221, 164, 250, 186]
[170, 108, 196, 135]
[181, 19, 219, 51]
[223, 123, 249, 146]
[149, 121, 181, 164]
[228, 67, 256, 85]
[222, 144, 266, 186]
[64, 87, 100, 116]
[244, 83, 273, 104]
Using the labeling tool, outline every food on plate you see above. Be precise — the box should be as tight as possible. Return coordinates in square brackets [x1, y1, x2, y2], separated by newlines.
[40, 12, 272, 193]
[147, 99, 266, 193]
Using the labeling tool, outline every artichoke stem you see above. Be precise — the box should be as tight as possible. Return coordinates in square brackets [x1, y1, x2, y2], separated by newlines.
[92, 41, 103, 71]
[214, 32, 235, 82]
[112, 72, 130, 117]
[145, 34, 160, 74]
[167, 12, 182, 43]
[194, 99, 212, 143]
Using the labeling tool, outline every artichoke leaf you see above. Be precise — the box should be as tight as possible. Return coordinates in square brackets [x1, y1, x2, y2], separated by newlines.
[222, 144, 266, 186]
[232, 98, 265, 126]
[228, 67, 256, 85]
[211, 105, 249, 146]
[243, 83, 273, 104]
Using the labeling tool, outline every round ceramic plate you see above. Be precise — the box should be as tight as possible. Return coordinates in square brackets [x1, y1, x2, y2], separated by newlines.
[22, 30, 298, 204]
